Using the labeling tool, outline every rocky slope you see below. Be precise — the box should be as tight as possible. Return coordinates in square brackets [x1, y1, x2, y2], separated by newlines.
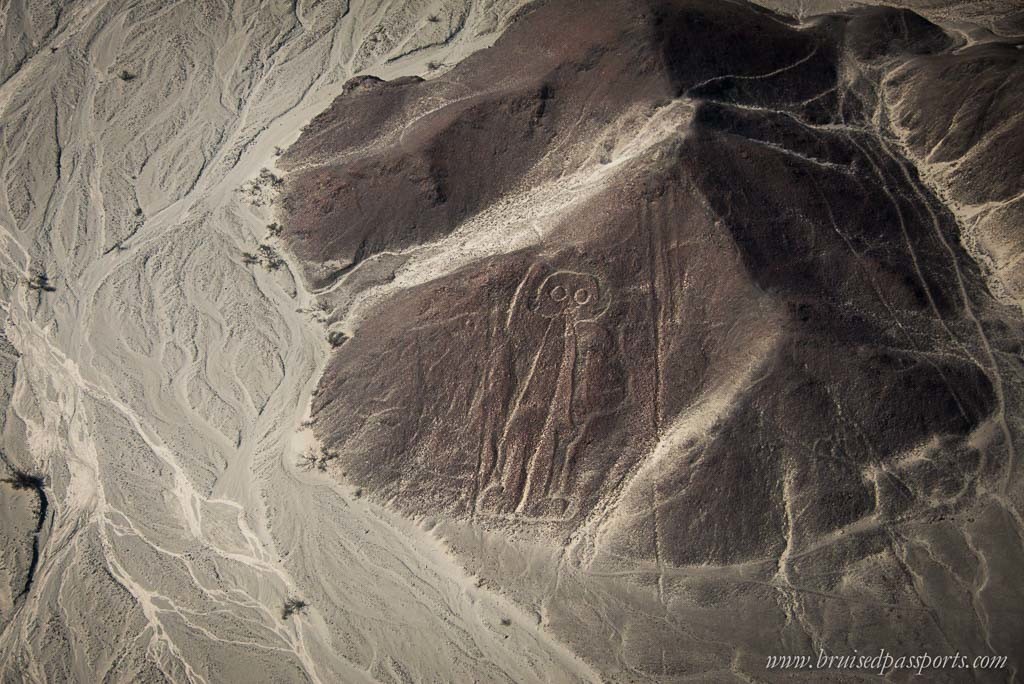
[279, 0, 1024, 679]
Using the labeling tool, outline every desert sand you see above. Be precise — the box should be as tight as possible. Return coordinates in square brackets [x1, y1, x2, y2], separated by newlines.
[0, 1, 594, 681]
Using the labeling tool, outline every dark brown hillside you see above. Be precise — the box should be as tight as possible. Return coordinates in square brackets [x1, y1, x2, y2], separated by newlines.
[280, 0, 1024, 678]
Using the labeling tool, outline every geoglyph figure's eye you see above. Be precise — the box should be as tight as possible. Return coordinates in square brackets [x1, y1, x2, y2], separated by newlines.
[532, 270, 607, 320]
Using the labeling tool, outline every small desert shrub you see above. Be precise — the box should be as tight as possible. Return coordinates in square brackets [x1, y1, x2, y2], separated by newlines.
[3, 469, 44, 491]
[297, 448, 339, 472]
[258, 244, 284, 270]
[258, 168, 283, 188]
[297, 450, 319, 472]
[327, 331, 349, 348]
[282, 597, 308, 620]
[28, 272, 56, 292]
[118, 69, 136, 81]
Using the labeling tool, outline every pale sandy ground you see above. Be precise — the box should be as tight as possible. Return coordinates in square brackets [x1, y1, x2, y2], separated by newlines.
[0, 1, 596, 681]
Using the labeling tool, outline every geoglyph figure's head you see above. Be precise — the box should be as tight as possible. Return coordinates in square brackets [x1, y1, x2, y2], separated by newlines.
[530, 270, 607, 322]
